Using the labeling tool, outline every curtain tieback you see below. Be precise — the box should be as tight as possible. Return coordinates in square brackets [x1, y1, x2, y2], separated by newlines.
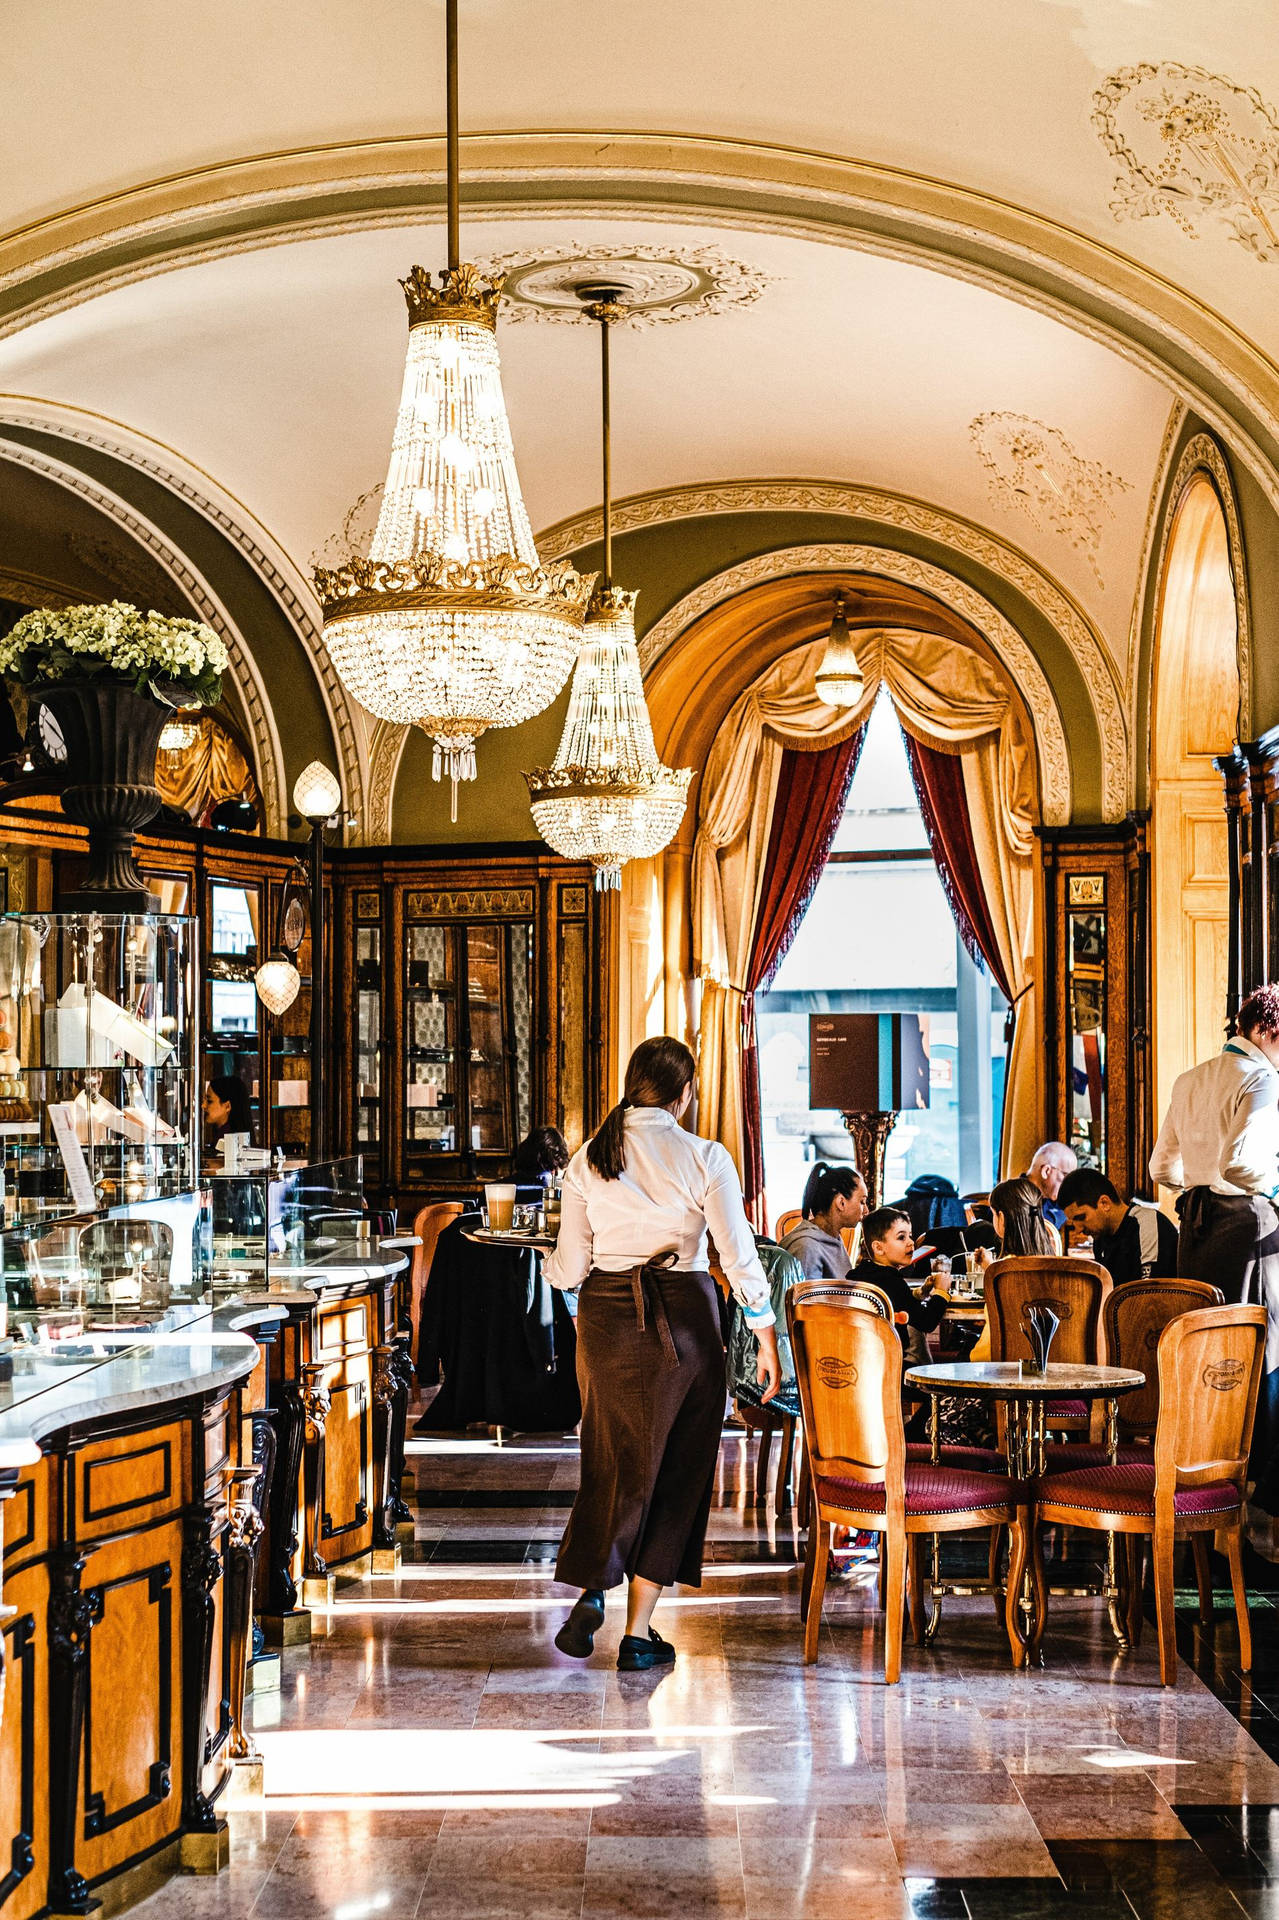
[628, 1252, 681, 1370]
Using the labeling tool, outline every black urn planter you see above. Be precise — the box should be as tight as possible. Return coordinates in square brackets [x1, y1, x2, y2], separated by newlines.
[36, 681, 172, 911]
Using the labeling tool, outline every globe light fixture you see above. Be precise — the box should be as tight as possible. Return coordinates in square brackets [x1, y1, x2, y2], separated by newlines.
[524, 291, 691, 892]
[814, 594, 865, 708]
[255, 952, 302, 1016]
[292, 760, 342, 825]
[313, 0, 593, 818]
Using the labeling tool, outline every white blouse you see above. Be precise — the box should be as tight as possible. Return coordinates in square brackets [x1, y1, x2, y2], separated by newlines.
[1150, 1038, 1279, 1198]
[545, 1107, 774, 1326]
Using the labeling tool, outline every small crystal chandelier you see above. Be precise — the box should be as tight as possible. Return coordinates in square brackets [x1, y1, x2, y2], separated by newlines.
[313, 0, 593, 819]
[814, 594, 865, 708]
[159, 717, 200, 754]
[524, 290, 692, 892]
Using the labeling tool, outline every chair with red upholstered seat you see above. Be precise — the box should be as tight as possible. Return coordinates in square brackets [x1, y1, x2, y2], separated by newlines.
[986, 1255, 1111, 1442]
[787, 1285, 1029, 1678]
[1033, 1302, 1265, 1685]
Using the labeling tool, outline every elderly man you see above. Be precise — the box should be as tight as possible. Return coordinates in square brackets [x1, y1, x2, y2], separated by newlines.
[1026, 1140, 1078, 1232]
[1150, 984, 1279, 1513]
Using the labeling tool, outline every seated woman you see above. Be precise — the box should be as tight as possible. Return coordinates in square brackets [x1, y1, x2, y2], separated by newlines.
[779, 1161, 867, 1277]
[513, 1126, 570, 1181]
[989, 1174, 1061, 1258]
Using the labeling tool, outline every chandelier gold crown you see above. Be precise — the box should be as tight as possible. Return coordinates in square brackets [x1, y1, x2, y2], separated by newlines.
[399, 262, 505, 334]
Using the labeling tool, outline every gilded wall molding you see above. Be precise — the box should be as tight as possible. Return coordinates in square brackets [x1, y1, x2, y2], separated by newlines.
[367, 719, 410, 846]
[0, 132, 1277, 507]
[0, 438, 288, 833]
[539, 478, 1123, 818]
[1146, 431, 1252, 750]
[0, 401, 366, 836]
[1125, 398, 1187, 741]
[636, 542, 1077, 824]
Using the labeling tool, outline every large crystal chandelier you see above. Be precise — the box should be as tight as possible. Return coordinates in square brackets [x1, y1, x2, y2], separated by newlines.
[313, 0, 593, 817]
[525, 292, 692, 891]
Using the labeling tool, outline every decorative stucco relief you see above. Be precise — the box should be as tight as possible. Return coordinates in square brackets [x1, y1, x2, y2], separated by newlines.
[969, 412, 1131, 588]
[1094, 63, 1279, 261]
[473, 243, 774, 326]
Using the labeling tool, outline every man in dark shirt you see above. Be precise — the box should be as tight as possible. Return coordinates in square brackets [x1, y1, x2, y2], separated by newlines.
[1057, 1169, 1178, 1284]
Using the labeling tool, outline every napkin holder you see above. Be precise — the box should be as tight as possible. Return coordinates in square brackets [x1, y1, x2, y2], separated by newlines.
[1024, 1304, 1060, 1375]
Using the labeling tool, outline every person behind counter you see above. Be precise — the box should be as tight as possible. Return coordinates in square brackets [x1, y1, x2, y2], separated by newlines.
[202, 1074, 254, 1153]
[1056, 1168, 1178, 1282]
[779, 1162, 867, 1277]
[546, 1035, 780, 1671]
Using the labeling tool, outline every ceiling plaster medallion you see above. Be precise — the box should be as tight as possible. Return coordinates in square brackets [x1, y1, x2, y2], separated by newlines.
[474, 244, 774, 325]
[1093, 63, 1279, 260]
[970, 412, 1131, 589]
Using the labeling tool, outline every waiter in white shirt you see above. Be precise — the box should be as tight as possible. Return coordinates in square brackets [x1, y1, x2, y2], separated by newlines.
[546, 1035, 780, 1671]
[1150, 984, 1279, 1511]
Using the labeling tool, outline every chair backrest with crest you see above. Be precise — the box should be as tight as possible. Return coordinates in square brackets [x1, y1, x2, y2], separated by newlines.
[790, 1278, 892, 1320]
[1102, 1278, 1225, 1436]
[986, 1255, 1111, 1368]
[775, 1208, 802, 1241]
[1154, 1303, 1266, 1500]
[787, 1289, 904, 1500]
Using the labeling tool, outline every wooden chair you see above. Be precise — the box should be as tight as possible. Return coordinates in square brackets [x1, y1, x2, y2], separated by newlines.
[986, 1255, 1111, 1441]
[1034, 1303, 1265, 1684]
[774, 1208, 802, 1240]
[408, 1200, 465, 1370]
[1041, 1278, 1226, 1469]
[787, 1287, 1028, 1679]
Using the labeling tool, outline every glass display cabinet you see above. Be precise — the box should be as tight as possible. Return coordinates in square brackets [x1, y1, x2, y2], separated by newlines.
[1040, 822, 1150, 1199]
[204, 876, 263, 1136]
[206, 1155, 366, 1291]
[0, 911, 198, 1220]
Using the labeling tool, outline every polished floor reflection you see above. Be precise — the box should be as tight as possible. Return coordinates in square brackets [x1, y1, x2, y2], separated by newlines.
[130, 1428, 1279, 1918]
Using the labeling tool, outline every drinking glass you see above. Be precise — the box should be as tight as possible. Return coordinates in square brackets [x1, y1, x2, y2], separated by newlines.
[484, 1183, 516, 1231]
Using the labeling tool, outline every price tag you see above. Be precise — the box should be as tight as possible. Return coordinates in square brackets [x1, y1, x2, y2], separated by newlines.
[48, 1102, 99, 1212]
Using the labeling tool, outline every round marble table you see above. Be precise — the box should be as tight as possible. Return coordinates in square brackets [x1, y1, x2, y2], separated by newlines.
[905, 1360, 1146, 1656]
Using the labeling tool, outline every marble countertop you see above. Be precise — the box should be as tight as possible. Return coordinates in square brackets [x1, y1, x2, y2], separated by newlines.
[905, 1360, 1145, 1396]
[0, 1326, 260, 1467]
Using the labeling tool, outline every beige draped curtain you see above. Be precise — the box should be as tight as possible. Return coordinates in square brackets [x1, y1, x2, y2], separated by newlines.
[692, 629, 1039, 1179]
[155, 715, 258, 824]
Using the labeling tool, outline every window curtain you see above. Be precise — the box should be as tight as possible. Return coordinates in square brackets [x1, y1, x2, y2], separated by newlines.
[740, 729, 866, 1224]
[693, 628, 1039, 1185]
[903, 734, 1012, 994]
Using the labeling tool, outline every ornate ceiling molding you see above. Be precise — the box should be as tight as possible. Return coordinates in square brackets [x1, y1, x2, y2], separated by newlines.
[1094, 64, 1279, 263]
[968, 412, 1131, 588]
[1147, 431, 1252, 748]
[473, 241, 774, 325]
[538, 476, 1125, 816]
[0, 399, 367, 836]
[0, 131, 1275, 508]
[636, 542, 1078, 825]
[0, 437, 287, 833]
[366, 718, 410, 846]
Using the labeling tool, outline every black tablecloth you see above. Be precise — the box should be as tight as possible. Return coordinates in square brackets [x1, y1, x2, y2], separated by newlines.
[416, 1213, 581, 1432]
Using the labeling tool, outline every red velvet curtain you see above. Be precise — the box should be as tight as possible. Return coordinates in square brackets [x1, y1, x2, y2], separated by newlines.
[741, 728, 866, 1224]
[902, 732, 1012, 999]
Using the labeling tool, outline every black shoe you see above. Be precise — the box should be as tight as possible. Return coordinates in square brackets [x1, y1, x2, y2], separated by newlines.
[617, 1629, 676, 1672]
[554, 1590, 605, 1658]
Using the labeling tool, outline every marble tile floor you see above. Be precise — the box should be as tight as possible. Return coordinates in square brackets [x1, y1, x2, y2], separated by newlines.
[124, 1427, 1279, 1920]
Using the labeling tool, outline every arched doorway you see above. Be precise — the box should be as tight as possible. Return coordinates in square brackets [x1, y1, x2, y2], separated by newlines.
[1151, 471, 1243, 1121]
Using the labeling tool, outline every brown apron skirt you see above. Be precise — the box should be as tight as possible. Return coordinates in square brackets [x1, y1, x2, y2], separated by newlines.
[556, 1261, 726, 1590]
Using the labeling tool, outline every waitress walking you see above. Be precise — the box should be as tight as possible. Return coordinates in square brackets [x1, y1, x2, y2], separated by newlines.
[546, 1036, 780, 1670]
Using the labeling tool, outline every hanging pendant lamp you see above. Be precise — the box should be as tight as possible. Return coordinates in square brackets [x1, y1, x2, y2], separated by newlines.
[524, 290, 692, 892]
[313, 0, 594, 818]
[814, 594, 865, 708]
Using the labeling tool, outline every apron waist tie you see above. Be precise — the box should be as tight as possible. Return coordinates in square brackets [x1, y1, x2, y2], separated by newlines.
[628, 1252, 681, 1370]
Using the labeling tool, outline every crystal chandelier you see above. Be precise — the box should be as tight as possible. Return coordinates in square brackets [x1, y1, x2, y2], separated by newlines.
[524, 291, 691, 892]
[313, 0, 593, 818]
[814, 594, 865, 707]
[159, 717, 200, 754]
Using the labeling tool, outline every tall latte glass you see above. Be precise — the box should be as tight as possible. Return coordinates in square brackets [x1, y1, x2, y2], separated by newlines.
[484, 1183, 516, 1231]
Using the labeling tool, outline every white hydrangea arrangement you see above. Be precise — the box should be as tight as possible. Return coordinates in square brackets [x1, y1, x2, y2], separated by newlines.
[0, 602, 228, 706]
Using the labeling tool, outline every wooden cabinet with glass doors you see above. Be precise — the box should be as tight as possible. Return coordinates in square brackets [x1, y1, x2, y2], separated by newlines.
[337, 861, 607, 1205]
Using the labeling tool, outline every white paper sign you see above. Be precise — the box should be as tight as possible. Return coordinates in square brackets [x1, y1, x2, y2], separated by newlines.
[48, 1101, 99, 1212]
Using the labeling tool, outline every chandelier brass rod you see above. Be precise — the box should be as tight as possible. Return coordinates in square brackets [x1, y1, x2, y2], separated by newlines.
[445, 0, 460, 273]
[600, 307, 613, 588]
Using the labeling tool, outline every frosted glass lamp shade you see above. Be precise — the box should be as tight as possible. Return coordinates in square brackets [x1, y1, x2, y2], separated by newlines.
[255, 954, 301, 1016]
[292, 761, 342, 823]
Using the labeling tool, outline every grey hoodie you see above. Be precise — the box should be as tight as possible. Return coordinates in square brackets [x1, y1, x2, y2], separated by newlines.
[778, 1218, 852, 1280]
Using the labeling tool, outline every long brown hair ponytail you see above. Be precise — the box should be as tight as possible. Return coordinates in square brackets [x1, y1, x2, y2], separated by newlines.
[586, 1035, 696, 1181]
